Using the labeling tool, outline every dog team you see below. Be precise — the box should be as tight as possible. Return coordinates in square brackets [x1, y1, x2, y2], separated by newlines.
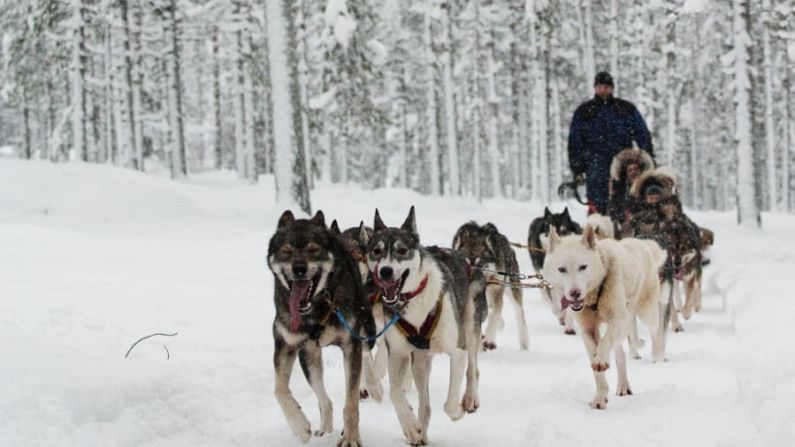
[266, 148, 713, 446]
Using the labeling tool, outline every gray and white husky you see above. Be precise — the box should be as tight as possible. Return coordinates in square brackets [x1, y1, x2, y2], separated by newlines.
[453, 221, 529, 351]
[367, 207, 486, 446]
[267, 210, 378, 446]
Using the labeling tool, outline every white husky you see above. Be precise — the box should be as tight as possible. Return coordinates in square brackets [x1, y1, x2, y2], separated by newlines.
[542, 225, 667, 409]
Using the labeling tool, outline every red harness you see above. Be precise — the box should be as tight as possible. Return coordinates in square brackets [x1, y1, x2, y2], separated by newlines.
[393, 292, 444, 350]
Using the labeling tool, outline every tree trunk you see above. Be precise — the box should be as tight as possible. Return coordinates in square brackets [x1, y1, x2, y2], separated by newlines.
[120, 0, 139, 169]
[266, 0, 311, 213]
[71, 0, 87, 162]
[784, 41, 793, 211]
[212, 27, 223, 169]
[441, 2, 459, 196]
[486, 30, 502, 199]
[610, 0, 618, 93]
[424, 15, 441, 196]
[235, 22, 246, 179]
[734, 0, 761, 227]
[762, 0, 777, 210]
[167, 0, 187, 178]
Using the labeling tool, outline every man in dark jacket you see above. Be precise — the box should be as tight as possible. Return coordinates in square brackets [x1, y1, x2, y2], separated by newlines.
[567, 71, 654, 215]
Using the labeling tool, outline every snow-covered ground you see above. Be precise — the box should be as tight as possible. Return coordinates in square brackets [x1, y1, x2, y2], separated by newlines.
[1, 159, 793, 446]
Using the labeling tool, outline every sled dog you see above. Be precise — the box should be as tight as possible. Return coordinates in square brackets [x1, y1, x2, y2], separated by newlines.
[368, 207, 486, 445]
[528, 207, 582, 334]
[268, 210, 378, 446]
[453, 221, 529, 351]
[542, 225, 667, 409]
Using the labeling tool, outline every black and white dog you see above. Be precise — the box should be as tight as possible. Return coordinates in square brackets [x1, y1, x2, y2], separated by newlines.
[366, 207, 485, 446]
[453, 221, 529, 351]
[267, 210, 378, 447]
[527, 207, 583, 334]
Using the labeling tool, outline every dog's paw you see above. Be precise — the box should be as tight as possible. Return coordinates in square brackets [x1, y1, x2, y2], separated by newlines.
[462, 391, 480, 414]
[564, 328, 577, 335]
[287, 410, 312, 444]
[635, 338, 646, 349]
[360, 383, 383, 403]
[682, 306, 693, 320]
[444, 401, 466, 421]
[519, 335, 530, 351]
[336, 432, 362, 447]
[558, 316, 566, 326]
[672, 323, 685, 333]
[589, 397, 608, 410]
[695, 302, 702, 313]
[630, 351, 642, 360]
[400, 419, 424, 445]
[616, 384, 633, 396]
[315, 427, 333, 437]
[591, 360, 610, 372]
[482, 340, 497, 351]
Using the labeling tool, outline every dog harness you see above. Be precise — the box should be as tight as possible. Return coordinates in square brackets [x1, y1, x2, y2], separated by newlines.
[391, 292, 444, 350]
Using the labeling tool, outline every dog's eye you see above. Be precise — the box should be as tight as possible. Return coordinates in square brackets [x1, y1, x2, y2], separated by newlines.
[396, 247, 408, 256]
[306, 243, 321, 256]
[558, 267, 567, 274]
[579, 265, 588, 272]
[372, 248, 382, 256]
[279, 245, 295, 256]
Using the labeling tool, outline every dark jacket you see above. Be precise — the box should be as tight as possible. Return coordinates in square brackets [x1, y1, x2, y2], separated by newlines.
[567, 95, 653, 213]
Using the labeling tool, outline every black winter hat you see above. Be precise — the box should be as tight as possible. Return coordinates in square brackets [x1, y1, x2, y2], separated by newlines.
[594, 71, 614, 86]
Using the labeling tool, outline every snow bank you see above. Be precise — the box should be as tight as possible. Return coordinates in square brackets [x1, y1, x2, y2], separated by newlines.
[3, 159, 792, 446]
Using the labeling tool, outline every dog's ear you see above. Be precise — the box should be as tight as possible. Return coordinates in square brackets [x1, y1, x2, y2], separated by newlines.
[452, 229, 462, 250]
[310, 210, 326, 227]
[330, 219, 341, 235]
[548, 226, 560, 251]
[401, 206, 418, 240]
[358, 221, 369, 245]
[278, 210, 295, 229]
[374, 209, 387, 232]
[562, 207, 570, 219]
[582, 224, 597, 249]
[544, 207, 551, 219]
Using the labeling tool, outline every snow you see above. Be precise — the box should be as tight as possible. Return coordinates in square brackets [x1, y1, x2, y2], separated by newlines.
[681, 0, 709, 14]
[324, 0, 356, 49]
[2, 159, 794, 446]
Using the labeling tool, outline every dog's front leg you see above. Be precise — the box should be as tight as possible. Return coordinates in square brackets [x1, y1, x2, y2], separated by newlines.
[613, 341, 632, 396]
[670, 281, 685, 332]
[509, 283, 530, 350]
[339, 341, 363, 447]
[274, 343, 312, 442]
[462, 290, 481, 413]
[581, 324, 609, 409]
[593, 317, 623, 371]
[411, 350, 432, 445]
[563, 308, 576, 335]
[360, 341, 383, 403]
[298, 342, 334, 437]
[388, 349, 423, 445]
[444, 348, 467, 421]
[627, 308, 643, 360]
[482, 286, 504, 350]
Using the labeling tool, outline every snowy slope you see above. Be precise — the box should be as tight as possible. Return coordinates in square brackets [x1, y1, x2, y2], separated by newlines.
[1, 159, 792, 446]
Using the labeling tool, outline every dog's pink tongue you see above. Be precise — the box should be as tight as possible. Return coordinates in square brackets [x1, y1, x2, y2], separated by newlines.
[289, 280, 311, 332]
[560, 296, 571, 311]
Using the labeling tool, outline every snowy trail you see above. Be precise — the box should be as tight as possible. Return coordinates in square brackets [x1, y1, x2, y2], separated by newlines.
[0, 161, 776, 446]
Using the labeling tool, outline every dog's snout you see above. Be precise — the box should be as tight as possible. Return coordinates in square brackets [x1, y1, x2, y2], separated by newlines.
[293, 263, 308, 278]
[379, 266, 394, 280]
[569, 289, 581, 300]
